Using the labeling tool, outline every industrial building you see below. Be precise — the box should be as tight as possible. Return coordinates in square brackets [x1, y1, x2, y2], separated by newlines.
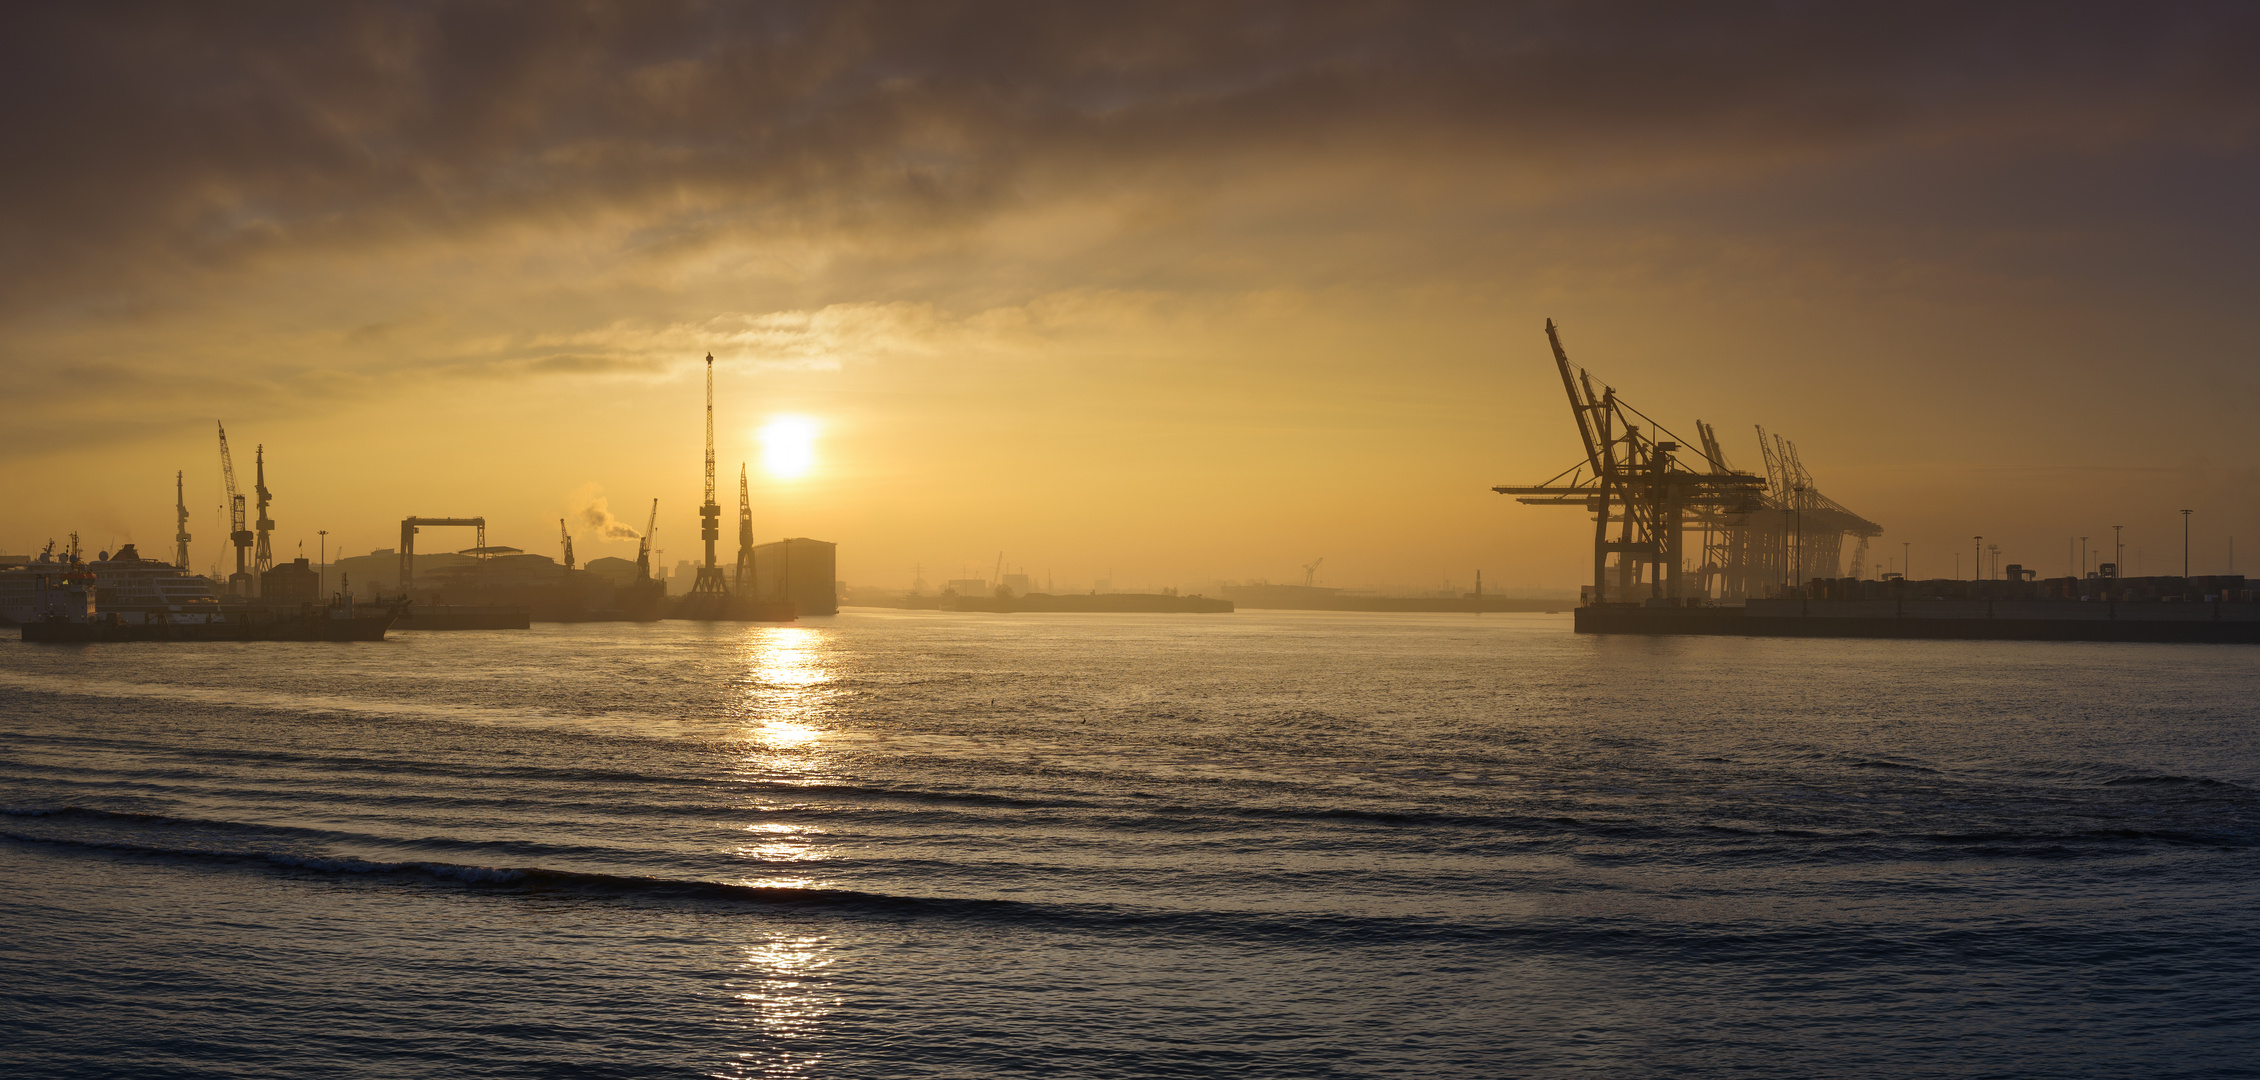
[753, 538, 838, 616]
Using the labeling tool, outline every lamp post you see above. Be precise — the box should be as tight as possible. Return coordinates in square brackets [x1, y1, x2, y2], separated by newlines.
[2183, 510, 2192, 578]
[2114, 525, 2123, 579]
[1903, 541, 1911, 581]
[1973, 536, 1982, 582]
[318, 530, 327, 597]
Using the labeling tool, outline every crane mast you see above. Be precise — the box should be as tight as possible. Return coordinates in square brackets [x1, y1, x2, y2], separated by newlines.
[690, 353, 731, 598]
[173, 470, 192, 570]
[252, 444, 275, 586]
[559, 518, 576, 571]
[217, 422, 253, 596]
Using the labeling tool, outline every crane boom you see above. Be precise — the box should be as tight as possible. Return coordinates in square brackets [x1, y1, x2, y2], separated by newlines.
[559, 518, 575, 571]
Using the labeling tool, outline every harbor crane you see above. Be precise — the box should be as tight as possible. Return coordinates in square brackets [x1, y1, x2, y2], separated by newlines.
[689, 353, 732, 602]
[252, 445, 275, 584]
[173, 470, 192, 570]
[217, 422, 254, 596]
[1494, 320, 1878, 603]
[1302, 557, 1325, 587]
[635, 499, 659, 579]
[735, 464, 754, 593]
[558, 519, 576, 571]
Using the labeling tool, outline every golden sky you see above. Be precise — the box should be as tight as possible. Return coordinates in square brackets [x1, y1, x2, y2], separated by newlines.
[6, 3, 2258, 589]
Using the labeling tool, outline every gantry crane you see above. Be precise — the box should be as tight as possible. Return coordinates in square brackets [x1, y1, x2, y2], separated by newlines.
[1493, 321, 1768, 603]
[1495, 321, 1879, 603]
[559, 519, 576, 571]
[217, 422, 254, 596]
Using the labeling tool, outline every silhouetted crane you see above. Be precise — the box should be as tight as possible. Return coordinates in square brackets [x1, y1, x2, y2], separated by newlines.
[174, 470, 192, 570]
[735, 464, 754, 593]
[558, 519, 576, 571]
[217, 422, 253, 595]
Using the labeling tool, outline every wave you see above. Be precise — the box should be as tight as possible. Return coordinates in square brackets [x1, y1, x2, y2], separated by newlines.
[0, 824, 1539, 950]
[2101, 773, 2241, 788]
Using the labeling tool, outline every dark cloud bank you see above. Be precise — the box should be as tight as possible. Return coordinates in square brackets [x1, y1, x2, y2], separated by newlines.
[4, 1, 2255, 317]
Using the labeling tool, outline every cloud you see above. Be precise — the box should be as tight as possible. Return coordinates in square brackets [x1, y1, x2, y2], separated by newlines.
[3, 1, 2254, 319]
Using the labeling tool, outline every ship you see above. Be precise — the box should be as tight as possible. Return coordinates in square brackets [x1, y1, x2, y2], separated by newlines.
[0, 554, 96, 625]
[3, 543, 225, 625]
[21, 593, 399, 642]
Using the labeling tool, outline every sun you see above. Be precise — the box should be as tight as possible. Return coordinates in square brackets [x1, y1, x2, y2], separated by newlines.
[758, 416, 821, 480]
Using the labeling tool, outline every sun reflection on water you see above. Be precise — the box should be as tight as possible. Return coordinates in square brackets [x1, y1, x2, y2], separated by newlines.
[719, 934, 841, 1077]
[732, 626, 837, 777]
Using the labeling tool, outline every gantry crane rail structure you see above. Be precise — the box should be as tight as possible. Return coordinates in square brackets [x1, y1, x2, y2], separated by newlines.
[398, 517, 486, 594]
[1495, 320, 1877, 604]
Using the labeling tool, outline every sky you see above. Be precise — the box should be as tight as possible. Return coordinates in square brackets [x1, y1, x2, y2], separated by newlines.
[4, 2, 2257, 591]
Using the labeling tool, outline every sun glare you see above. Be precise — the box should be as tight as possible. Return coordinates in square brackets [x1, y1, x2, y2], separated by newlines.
[758, 416, 820, 480]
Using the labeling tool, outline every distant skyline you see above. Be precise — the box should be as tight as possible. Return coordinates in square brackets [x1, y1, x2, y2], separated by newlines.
[5, 3, 2256, 588]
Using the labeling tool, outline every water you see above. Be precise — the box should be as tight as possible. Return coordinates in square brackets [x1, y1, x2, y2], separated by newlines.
[4, 612, 2258, 1078]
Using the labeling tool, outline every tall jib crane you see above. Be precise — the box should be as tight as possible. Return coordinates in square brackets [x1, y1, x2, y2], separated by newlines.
[252, 444, 275, 584]
[734, 464, 755, 593]
[690, 353, 732, 599]
[217, 422, 254, 596]
[173, 470, 192, 570]
[558, 519, 576, 571]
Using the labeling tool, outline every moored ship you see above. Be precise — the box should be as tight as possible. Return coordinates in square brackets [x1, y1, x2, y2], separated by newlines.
[21, 594, 399, 642]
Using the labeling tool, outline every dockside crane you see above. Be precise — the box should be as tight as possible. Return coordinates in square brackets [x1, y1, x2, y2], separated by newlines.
[636, 498, 659, 579]
[559, 519, 576, 571]
[174, 470, 192, 570]
[252, 444, 275, 584]
[1302, 557, 1325, 586]
[217, 422, 253, 596]
[1493, 320, 1767, 604]
[734, 464, 754, 593]
[690, 353, 731, 599]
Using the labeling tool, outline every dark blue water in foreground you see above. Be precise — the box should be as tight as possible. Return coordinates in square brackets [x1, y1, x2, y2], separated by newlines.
[4, 611, 2258, 1078]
